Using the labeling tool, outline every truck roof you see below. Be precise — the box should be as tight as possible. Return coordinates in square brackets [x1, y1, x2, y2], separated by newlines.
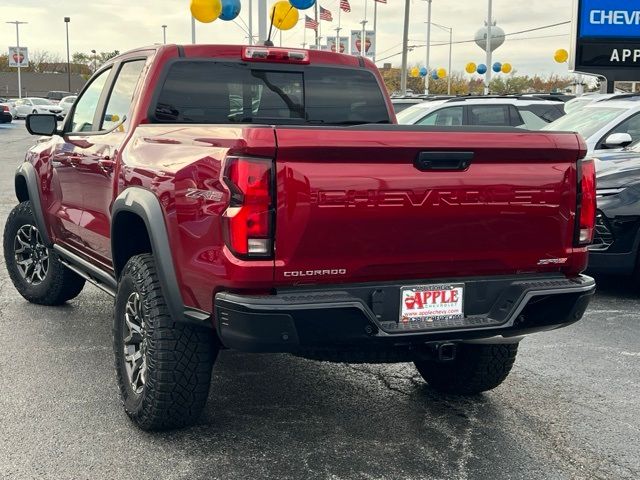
[108, 44, 373, 69]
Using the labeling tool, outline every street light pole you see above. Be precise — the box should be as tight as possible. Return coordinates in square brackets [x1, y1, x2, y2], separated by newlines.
[64, 17, 71, 92]
[162, 25, 167, 44]
[424, 0, 432, 95]
[399, 0, 410, 94]
[6, 21, 28, 99]
[485, 0, 493, 95]
[248, 0, 253, 44]
[91, 49, 97, 73]
[448, 26, 452, 95]
[430, 21, 453, 95]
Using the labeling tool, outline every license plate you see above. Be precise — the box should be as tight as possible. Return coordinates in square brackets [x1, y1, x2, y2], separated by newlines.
[400, 284, 464, 323]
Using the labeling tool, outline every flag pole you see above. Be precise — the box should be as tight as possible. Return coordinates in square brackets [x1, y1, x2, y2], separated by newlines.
[360, 0, 367, 57]
[372, 0, 377, 63]
[314, 3, 319, 47]
[303, 21, 307, 48]
[336, 8, 341, 52]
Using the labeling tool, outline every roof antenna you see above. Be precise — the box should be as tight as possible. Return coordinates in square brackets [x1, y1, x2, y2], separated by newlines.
[265, 5, 277, 46]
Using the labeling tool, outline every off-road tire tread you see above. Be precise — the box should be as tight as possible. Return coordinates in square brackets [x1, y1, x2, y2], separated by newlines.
[414, 343, 518, 395]
[4, 201, 85, 305]
[114, 253, 216, 431]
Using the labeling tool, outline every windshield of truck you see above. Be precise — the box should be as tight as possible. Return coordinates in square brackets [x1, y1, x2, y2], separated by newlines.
[153, 61, 391, 125]
[542, 106, 626, 139]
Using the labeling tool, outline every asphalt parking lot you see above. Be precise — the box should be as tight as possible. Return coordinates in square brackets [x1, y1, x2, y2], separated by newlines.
[0, 120, 639, 480]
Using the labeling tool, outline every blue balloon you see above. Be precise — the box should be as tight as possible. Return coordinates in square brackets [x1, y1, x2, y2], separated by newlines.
[476, 63, 487, 74]
[290, 0, 316, 9]
[419, 67, 428, 77]
[431, 70, 439, 80]
[220, 0, 241, 21]
[492, 62, 502, 73]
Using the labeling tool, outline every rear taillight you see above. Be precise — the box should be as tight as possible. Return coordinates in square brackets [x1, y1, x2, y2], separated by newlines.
[223, 156, 274, 258]
[575, 158, 596, 246]
[1, 106, 8, 112]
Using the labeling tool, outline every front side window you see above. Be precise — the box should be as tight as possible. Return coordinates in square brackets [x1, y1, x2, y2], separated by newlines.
[102, 60, 146, 130]
[417, 106, 463, 126]
[153, 61, 390, 125]
[609, 113, 640, 145]
[70, 68, 111, 132]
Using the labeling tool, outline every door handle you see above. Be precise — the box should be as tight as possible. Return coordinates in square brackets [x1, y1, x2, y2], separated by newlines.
[98, 158, 115, 173]
[414, 151, 474, 171]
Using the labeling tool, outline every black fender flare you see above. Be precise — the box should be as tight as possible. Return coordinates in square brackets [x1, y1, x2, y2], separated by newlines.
[15, 163, 53, 247]
[111, 188, 211, 326]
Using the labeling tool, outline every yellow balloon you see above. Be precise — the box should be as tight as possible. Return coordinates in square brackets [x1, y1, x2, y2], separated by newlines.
[554, 49, 569, 64]
[465, 62, 476, 74]
[437, 68, 446, 79]
[191, 0, 221, 23]
[501, 62, 512, 74]
[410, 67, 420, 78]
[270, 1, 299, 31]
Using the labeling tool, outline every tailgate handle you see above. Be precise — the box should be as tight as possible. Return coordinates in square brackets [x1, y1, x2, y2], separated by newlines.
[415, 151, 474, 171]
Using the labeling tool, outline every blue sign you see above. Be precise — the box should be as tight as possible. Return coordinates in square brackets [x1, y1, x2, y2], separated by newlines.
[579, 0, 640, 38]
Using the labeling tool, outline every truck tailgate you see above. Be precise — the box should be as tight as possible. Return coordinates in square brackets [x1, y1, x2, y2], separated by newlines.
[273, 127, 584, 285]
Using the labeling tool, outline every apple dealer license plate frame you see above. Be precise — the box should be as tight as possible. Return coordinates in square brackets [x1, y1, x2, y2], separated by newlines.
[400, 283, 465, 325]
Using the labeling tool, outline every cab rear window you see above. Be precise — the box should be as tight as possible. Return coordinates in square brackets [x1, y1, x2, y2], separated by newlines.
[152, 61, 390, 125]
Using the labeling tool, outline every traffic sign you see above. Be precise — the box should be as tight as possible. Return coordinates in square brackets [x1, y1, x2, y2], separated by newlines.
[8, 46, 29, 67]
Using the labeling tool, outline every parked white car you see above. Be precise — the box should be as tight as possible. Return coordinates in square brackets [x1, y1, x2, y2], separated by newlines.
[396, 96, 565, 130]
[543, 96, 640, 155]
[59, 95, 77, 117]
[13, 98, 63, 119]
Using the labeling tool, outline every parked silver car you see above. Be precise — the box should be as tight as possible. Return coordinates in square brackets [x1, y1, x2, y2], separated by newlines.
[543, 95, 640, 155]
[13, 98, 63, 119]
[396, 96, 565, 130]
[59, 95, 77, 117]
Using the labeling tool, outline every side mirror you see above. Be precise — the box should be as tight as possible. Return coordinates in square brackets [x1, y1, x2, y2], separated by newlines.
[603, 132, 633, 149]
[25, 114, 58, 136]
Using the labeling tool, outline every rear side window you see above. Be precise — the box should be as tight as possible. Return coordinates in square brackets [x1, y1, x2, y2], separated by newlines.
[469, 105, 509, 126]
[153, 61, 390, 125]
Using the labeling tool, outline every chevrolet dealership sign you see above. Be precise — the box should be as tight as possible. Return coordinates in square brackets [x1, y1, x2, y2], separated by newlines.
[571, 0, 640, 83]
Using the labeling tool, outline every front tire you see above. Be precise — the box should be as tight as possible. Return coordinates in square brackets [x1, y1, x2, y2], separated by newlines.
[414, 343, 518, 395]
[113, 253, 217, 431]
[3, 201, 85, 305]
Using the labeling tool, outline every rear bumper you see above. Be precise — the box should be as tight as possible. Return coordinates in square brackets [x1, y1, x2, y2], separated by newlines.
[214, 274, 595, 354]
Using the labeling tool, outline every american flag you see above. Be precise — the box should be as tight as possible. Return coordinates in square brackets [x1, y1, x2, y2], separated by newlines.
[374, 0, 387, 3]
[320, 6, 333, 21]
[339, 0, 351, 12]
[305, 15, 319, 30]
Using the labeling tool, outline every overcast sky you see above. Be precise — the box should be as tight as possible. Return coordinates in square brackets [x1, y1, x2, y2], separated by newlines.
[2, 0, 576, 77]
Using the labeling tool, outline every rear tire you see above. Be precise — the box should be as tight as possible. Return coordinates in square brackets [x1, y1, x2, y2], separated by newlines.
[3, 201, 85, 305]
[414, 343, 518, 395]
[113, 253, 217, 431]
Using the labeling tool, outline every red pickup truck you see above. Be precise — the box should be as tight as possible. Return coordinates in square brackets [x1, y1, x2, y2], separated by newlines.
[4, 44, 596, 431]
